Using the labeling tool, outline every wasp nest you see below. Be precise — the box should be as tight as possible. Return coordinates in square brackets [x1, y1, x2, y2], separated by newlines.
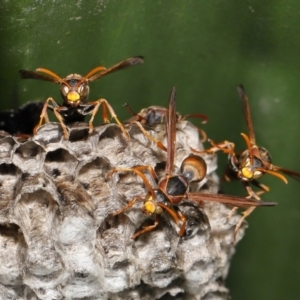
[0, 120, 245, 300]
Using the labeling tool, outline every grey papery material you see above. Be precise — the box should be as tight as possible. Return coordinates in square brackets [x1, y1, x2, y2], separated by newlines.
[0, 121, 244, 300]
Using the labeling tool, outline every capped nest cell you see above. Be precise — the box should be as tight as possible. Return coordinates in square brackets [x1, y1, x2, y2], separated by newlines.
[0, 120, 246, 300]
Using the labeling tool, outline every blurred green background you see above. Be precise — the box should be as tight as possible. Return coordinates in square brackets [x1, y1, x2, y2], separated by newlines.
[1, 1, 300, 299]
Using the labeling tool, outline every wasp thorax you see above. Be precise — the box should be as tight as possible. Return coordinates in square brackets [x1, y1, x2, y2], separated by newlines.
[180, 154, 207, 183]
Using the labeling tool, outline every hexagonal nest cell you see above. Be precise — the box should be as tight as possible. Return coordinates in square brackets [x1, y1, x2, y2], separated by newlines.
[0, 120, 248, 300]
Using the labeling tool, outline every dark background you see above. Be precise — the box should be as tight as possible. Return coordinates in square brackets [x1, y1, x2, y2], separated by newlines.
[1, 1, 299, 299]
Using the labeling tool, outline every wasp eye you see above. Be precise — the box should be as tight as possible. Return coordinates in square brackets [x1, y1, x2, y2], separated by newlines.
[78, 84, 84, 93]
[62, 85, 69, 95]
[253, 170, 263, 178]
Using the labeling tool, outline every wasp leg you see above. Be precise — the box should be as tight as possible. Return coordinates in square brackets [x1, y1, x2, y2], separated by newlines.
[197, 127, 207, 143]
[232, 206, 256, 244]
[87, 98, 130, 141]
[250, 180, 270, 196]
[34, 97, 55, 131]
[227, 206, 239, 220]
[131, 121, 167, 152]
[107, 166, 158, 193]
[180, 113, 208, 142]
[176, 209, 187, 236]
[33, 97, 70, 138]
[227, 180, 264, 218]
[135, 203, 184, 238]
[53, 106, 71, 139]
[207, 139, 236, 155]
[192, 139, 235, 155]
[131, 165, 159, 184]
[243, 181, 269, 200]
[132, 216, 160, 239]
[112, 196, 144, 216]
[230, 181, 269, 243]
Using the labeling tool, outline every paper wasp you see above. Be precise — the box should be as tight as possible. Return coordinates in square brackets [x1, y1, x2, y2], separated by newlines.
[108, 87, 277, 240]
[197, 85, 300, 234]
[19, 56, 144, 140]
[123, 103, 208, 142]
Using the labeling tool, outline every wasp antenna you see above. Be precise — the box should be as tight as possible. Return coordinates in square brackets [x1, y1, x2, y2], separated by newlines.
[36, 68, 64, 83]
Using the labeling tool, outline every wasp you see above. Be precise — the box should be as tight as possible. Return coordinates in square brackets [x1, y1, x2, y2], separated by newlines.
[108, 87, 277, 240]
[19, 56, 144, 140]
[196, 85, 300, 234]
[123, 103, 208, 142]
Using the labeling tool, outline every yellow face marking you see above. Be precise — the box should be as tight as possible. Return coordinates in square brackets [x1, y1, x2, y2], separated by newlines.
[241, 167, 254, 179]
[143, 201, 156, 214]
[67, 91, 80, 102]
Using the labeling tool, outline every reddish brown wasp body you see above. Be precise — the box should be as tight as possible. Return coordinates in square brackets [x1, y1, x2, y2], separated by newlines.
[123, 103, 208, 143]
[19, 56, 144, 139]
[203, 85, 300, 198]
[108, 87, 277, 240]
[197, 85, 300, 236]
